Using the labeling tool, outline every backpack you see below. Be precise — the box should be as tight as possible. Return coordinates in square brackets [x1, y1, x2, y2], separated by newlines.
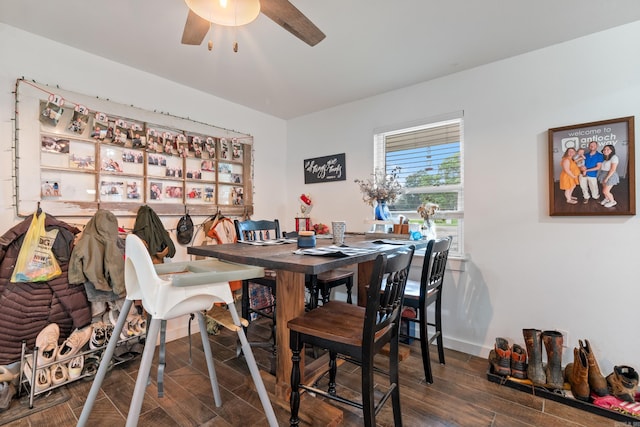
[176, 213, 194, 245]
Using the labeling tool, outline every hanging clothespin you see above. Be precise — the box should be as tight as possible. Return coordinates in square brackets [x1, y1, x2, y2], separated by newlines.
[36, 201, 42, 217]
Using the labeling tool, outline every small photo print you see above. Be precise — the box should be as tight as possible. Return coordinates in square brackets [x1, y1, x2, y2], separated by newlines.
[69, 153, 95, 169]
[189, 135, 203, 158]
[41, 180, 62, 198]
[127, 181, 141, 199]
[187, 187, 202, 199]
[100, 180, 125, 201]
[200, 160, 215, 172]
[122, 149, 144, 164]
[204, 137, 216, 159]
[203, 186, 215, 202]
[232, 141, 243, 161]
[231, 173, 242, 184]
[129, 122, 145, 148]
[231, 187, 244, 205]
[91, 112, 109, 140]
[220, 138, 230, 160]
[150, 181, 163, 200]
[67, 105, 90, 135]
[112, 118, 129, 145]
[186, 169, 202, 179]
[39, 100, 65, 127]
[147, 153, 167, 167]
[101, 152, 124, 172]
[165, 185, 183, 199]
[41, 136, 70, 154]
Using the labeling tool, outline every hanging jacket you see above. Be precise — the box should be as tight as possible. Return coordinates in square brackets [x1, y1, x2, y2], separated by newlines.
[68, 209, 126, 299]
[0, 214, 91, 364]
[133, 205, 175, 264]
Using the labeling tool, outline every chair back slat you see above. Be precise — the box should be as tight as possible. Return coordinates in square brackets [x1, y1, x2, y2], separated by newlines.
[363, 246, 415, 351]
[234, 219, 280, 242]
[419, 237, 452, 305]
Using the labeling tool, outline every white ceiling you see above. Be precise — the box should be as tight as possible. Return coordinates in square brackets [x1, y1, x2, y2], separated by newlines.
[2, 1, 640, 119]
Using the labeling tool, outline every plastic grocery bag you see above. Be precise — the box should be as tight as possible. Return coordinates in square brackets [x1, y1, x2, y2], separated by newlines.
[11, 212, 62, 282]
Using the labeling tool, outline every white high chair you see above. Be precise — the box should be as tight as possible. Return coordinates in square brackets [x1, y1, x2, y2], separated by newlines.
[77, 234, 277, 427]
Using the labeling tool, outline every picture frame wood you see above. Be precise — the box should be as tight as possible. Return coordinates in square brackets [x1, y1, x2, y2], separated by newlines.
[548, 116, 635, 216]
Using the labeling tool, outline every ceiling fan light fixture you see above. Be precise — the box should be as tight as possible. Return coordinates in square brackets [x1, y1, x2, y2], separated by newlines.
[185, 0, 260, 27]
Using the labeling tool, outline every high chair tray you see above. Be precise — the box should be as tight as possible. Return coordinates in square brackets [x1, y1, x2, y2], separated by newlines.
[154, 259, 264, 287]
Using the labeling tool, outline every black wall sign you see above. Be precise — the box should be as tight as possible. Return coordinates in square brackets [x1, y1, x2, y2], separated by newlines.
[303, 153, 346, 184]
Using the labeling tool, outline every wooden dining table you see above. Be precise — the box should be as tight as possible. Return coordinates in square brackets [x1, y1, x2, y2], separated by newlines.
[188, 234, 425, 399]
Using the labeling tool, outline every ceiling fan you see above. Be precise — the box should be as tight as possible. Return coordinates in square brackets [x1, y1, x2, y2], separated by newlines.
[181, 0, 325, 47]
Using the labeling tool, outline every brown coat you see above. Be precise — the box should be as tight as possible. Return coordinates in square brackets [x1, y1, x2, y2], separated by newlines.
[0, 214, 91, 364]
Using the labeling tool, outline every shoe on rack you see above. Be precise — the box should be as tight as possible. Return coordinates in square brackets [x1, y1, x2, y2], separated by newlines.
[489, 337, 511, 376]
[82, 354, 101, 380]
[35, 367, 51, 393]
[604, 200, 618, 208]
[68, 356, 84, 380]
[89, 322, 106, 350]
[50, 363, 68, 386]
[56, 325, 93, 361]
[607, 365, 639, 403]
[35, 323, 60, 364]
[510, 344, 528, 379]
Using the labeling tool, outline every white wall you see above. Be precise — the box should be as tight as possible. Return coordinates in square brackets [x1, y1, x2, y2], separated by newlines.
[0, 24, 288, 341]
[286, 21, 640, 372]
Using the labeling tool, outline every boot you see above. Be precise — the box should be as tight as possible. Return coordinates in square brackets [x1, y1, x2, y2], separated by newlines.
[488, 337, 511, 376]
[510, 344, 528, 379]
[542, 330, 563, 389]
[522, 329, 545, 386]
[564, 347, 590, 401]
[607, 366, 639, 403]
[580, 339, 608, 396]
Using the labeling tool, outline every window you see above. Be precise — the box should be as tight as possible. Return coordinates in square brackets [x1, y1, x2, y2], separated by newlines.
[374, 117, 464, 257]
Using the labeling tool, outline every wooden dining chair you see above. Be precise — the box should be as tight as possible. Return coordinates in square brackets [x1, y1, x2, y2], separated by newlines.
[282, 231, 355, 310]
[234, 219, 280, 351]
[401, 236, 452, 384]
[288, 245, 415, 427]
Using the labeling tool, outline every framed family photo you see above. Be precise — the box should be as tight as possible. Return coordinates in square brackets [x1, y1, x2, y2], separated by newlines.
[548, 116, 635, 216]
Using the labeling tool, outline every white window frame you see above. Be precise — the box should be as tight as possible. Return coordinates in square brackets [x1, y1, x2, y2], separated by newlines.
[373, 115, 464, 258]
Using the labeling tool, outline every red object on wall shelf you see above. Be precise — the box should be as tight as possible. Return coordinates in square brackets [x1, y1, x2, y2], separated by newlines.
[295, 217, 311, 232]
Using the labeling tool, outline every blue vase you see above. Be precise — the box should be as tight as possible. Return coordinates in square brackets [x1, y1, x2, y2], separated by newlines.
[374, 200, 391, 220]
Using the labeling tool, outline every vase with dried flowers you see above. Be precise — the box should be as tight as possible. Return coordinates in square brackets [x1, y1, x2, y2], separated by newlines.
[354, 167, 402, 220]
[417, 201, 439, 240]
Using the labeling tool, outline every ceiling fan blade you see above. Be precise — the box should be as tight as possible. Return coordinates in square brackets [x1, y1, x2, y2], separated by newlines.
[181, 9, 210, 45]
[260, 0, 325, 46]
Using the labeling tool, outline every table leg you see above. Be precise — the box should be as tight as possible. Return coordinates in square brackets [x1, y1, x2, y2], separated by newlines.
[275, 270, 306, 400]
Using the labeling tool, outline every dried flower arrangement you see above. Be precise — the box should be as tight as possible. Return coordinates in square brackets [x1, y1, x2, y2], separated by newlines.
[354, 167, 403, 206]
[417, 202, 439, 221]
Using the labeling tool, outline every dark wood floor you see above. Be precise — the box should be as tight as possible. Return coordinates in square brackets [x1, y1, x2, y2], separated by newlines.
[2, 318, 618, 427]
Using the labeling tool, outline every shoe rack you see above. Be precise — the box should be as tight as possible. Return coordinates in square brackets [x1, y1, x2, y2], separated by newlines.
[18, 333, 145, 409]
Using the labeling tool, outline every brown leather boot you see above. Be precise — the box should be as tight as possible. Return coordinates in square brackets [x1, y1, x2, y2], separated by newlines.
[522, 329, 545, 385]
[489, 337, 511, 376]
[607, 366, 639, 403]
[510, 344, 528, 379]
[564, 347, 589, 401]
[542, 330, 563, 389]
[579, 339, 608, 396]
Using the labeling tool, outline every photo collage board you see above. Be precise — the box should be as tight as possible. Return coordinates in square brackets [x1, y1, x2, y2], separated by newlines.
[37, 91, 249, 209]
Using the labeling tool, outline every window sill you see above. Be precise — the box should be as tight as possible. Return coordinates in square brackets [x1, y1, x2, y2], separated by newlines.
[412, 250, 467, 272]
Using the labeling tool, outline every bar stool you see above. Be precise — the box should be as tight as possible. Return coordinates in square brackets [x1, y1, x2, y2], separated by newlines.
[77, 234, 277, 427]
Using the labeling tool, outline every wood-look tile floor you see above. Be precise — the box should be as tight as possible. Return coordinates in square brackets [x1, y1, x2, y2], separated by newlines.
[2, 319, 618, 427]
